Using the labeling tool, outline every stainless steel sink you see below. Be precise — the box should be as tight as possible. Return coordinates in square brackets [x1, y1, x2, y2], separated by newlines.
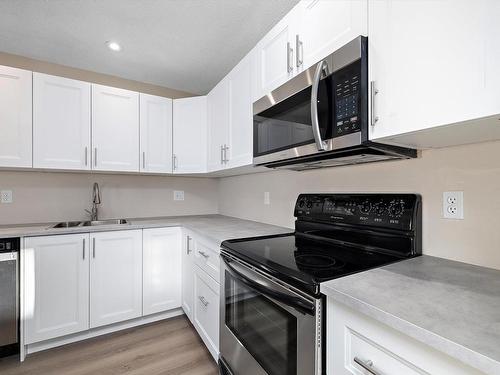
[80, 219, 129, 226]
[51, 221, 83, 228]
[50, 219, 129, 229]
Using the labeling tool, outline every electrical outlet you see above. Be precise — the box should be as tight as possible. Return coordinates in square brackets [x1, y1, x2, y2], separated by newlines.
[443, 191, 463, 219]
[1, 190, 13, 204]
[264, 192, 270, 205]
[173, 190, 184, 201]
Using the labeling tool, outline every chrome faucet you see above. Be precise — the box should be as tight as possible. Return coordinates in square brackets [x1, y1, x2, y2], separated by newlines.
[85, 182, 101, 221]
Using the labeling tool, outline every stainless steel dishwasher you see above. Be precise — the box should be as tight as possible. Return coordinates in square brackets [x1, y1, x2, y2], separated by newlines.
[0, 237, 19, 357]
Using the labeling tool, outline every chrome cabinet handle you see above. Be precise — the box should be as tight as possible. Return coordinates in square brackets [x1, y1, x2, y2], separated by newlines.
[173, 154, 178, 170]
[296, 35, 303, 68]
[311, 60, 329, 151]
[142, 151, 146, 169]
[354, 357, 383, 375]
[82, 238, 86, 260]
[84, 147, 88, 166]
[286, 42, 294, 73]
[220, 145, 224, 165]
[94, 148, 97, 167]
[92, 237, 96, 258]
[198, 250, 209, 259]
[223, 144, 229, 164]
[186, 235, 192, 254]
[198, 296, 209, 307]
[370, 81, 379, 126]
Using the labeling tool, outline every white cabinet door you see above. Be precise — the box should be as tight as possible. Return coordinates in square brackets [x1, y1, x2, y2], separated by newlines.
[92, 84, 139, 172]
[369, 0, 500, 142]
[193, 265, 219, 360]
[143, 227, 182, 315]
[181, 231, 195, 320]
[297, 0, 368, 72]
[226, 55, 253, 169]
[90, 230, 143, 328]
[172, 96, 207, 173]
[0, 65, 32, 168]
[207, 78, 229, 171]
[252, 11, 298, 102]
[33, 73, 91, 170]
[139, 94, 173, 173]
[24, 234, 89, 344]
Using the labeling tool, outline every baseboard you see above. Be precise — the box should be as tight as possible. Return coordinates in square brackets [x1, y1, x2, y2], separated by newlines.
[25, 308, 184, 356]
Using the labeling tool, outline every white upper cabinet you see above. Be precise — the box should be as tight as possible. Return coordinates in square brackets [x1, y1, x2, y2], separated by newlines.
[90, 229, 143, 328]
[226, 55, 253, 169]
[207, 78, 229, 171]
[252, 9, 298, 102]
[0, 65, 32, 168]
[92, 84, 139, 172]
[207, 54, 253, 172]
[139, 94, 173, 174]
[143, 227, 182, 315]
[172, 96, 207, 173]
[369, 0, 500, 147]
[24, 234, 90, 344]
[33, 73, 91, 170]
[296, 0, 368, 71]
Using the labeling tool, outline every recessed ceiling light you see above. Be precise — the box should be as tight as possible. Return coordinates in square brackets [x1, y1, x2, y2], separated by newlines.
[105, 41, 122, 52]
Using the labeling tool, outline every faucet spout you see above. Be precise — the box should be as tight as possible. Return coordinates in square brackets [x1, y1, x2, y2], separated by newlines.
[86, 182, 101, 221]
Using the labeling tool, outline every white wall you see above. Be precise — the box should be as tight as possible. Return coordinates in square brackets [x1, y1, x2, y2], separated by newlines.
[218, 140, 500, 270]
[0, 171, 218, 225]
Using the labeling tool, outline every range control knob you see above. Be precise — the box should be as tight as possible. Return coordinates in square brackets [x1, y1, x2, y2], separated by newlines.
[298, 200, 305, 208]
[306, 201, 313, 209]
[360, 200, 372, 214]
[388, 201, 405, 217]
[374, 202, 386, 215]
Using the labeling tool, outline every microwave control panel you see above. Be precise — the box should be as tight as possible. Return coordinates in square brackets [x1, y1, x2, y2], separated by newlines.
[333, 60, 361, 138]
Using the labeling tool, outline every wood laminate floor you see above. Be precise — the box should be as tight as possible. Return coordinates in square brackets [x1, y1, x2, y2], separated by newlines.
[0, 316, 218, 375]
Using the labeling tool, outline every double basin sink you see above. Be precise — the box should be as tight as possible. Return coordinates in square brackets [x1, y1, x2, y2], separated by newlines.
[51, 219, 129, 228]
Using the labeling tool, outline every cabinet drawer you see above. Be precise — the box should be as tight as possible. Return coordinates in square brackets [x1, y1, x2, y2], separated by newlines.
[194, 239, 220, 282]
[193, 265, 219, 360]
[329, 299, 484, 375]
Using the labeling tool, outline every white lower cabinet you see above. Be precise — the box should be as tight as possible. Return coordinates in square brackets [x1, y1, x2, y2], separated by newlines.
[193, 264, 220, 360]
[24, 234, 90, 344]
[143, 227, 182, 315]
[90, 230, 143, 328]
[329, 299, 484, 375]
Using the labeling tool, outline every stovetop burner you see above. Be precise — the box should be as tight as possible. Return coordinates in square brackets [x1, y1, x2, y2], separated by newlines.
[294, 253, 345, 270]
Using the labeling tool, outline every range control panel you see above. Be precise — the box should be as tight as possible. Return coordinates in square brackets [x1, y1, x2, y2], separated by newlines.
[0, 237, 20, 252]
[294, 194, 420, 231]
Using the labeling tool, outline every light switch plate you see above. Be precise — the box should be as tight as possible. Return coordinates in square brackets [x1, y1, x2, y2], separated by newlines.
[174, 190, 185, 201]
[1, 190, 13, 204]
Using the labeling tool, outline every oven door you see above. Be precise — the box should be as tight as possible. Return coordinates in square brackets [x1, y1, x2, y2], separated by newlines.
[219, 253, 321, 375]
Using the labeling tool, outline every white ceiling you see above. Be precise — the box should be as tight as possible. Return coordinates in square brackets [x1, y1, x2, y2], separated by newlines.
[0, 0, 299, 94]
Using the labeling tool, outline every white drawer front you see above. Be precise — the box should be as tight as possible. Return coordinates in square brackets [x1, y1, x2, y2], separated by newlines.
[328, 299, 484, 375]
[193, 265, 220, 360]
[194, 240, 220, 282]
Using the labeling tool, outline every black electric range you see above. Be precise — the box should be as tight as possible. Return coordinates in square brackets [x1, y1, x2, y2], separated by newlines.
[221, 193, 422, 297]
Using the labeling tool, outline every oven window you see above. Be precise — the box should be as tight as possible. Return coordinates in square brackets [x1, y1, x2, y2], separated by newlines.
[253, 78, 331, 157]
[225, 272, 297, 375]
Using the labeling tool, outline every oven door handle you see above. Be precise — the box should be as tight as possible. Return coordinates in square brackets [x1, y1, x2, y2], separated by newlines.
[223, 256, 315, 315]
[311, 59, 329, 151]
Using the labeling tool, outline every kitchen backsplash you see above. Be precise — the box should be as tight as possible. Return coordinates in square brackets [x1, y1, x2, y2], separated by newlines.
[0, 171, 218, 225]
[218, 140, 500, 270]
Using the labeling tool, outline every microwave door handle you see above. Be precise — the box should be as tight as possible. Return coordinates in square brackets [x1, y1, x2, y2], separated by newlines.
[223, 256, 315, 315]
[311, 60, 329, 151]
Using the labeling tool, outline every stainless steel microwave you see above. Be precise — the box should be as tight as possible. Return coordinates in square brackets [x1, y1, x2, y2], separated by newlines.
[253, 36, 416, 170]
